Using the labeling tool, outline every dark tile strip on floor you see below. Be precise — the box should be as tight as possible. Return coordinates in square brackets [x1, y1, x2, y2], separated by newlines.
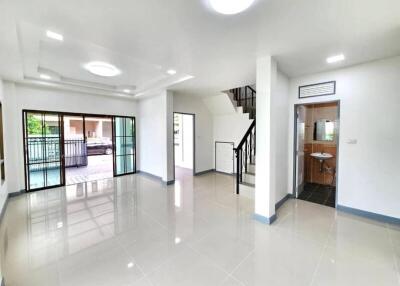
[298, 183, 336, 208]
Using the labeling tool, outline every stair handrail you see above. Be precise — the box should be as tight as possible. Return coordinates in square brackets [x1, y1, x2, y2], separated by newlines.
[231, 85, 256, 119]
[233, 120, 256, 195]
[235, 120, 255, 151]
[246, 85, 256, 94]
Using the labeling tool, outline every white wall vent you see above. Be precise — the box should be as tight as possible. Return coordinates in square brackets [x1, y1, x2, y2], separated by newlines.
[299, 81, 336, 98]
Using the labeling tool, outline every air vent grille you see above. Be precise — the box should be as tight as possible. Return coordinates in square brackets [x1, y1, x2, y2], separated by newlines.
[299, 81, 336, 98]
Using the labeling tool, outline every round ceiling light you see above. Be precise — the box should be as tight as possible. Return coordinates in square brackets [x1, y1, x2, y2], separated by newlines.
[209, 0, 255, 15]
[84, 61, 121, 77]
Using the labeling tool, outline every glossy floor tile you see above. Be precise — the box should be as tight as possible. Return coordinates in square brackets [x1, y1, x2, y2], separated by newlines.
[0, 168, 399, 286]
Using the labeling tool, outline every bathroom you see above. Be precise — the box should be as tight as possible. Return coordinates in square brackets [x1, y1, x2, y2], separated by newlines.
[295, 101, 339, 207]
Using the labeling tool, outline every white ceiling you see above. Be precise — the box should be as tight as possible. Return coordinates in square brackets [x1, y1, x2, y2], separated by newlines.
[0, 0, 399, 98]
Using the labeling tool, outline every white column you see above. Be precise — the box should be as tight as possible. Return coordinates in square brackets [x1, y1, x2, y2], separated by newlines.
[165, 90, 174, 184]
[255, 56, 277, 224]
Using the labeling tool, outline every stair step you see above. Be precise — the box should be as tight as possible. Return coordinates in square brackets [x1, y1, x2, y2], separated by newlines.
[242, 173, 255, 184]
[239, 182, 255, 199]
[240, 182, 255, 188]
[247, 164, 255, 173]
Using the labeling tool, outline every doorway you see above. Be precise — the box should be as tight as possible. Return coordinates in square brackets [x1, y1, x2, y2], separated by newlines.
[293, 101, 340, 208]
[23, 110, 136, 192]
[173, 113, 195, 179]
[64, 115, 114, 185]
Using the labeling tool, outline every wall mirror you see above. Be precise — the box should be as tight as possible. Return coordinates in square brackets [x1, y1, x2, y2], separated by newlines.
[314, 119, 335, 141]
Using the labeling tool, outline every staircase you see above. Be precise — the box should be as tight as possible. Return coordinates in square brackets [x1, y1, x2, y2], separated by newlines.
[230, 86, 256, 198]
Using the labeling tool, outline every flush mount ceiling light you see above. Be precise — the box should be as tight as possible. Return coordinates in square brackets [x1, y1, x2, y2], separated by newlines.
[326, 54, 345, 64]
[40, 74, 51, 80]
[85, 61, 121, 77]
[46, 30, 64, 41]
[209, 0, 255, 15]
[123, 89, 131, 93]
[166, 69, 177, 75]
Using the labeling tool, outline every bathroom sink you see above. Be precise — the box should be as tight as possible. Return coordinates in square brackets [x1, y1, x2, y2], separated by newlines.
[310, 152, 333, 161]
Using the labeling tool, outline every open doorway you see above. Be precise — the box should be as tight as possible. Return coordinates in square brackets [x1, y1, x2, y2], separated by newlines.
[64, 115, 113, 185]
[294, 101, 340, 208]
[173, 113, 195, 179]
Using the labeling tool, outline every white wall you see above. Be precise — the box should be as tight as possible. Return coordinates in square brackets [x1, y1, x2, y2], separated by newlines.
[0, 79, 6, 285]
[137, 90, 173, 182]
[255, 56, 276, 221]
[214, 113, 252, 149]
[213, 113, 253, 173]
[0, 79, 6, 214]
[288, 56, 400, 219]
[255, 57, 290, 221]
[138, 91, 164, 181]
[203, 93, 237, 115]
[272, 71, 290, 203]
[2, 82, 137, 193]
[173, 94, 214, 173]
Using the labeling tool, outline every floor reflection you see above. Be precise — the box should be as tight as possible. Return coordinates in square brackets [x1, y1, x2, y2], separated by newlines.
[1, 171, 398, 286]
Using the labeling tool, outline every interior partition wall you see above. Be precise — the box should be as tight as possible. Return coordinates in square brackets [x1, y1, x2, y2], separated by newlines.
[23, 110, 136, 192]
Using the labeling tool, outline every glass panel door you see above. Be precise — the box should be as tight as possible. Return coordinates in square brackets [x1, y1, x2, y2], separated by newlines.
[113, 116, 135, 176]
[23, 111, 64, 191]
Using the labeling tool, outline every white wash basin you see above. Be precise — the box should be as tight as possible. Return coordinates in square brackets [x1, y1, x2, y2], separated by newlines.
[310, 152, 333, 161]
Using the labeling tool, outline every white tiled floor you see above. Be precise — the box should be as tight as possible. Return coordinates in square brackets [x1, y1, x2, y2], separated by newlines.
[0, 169, 399, 286]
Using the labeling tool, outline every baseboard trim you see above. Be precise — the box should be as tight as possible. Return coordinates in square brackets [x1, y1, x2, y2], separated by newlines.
[0, 196, 9, 224]
[137, 171, 175, 186]
[253, 213, 277, 225]
[8, 190, 25, 198]
[275, 194, 293, 210]
[136, 170, 162, 181]
[194, 169, 215, 176]
[165, 180, 175, 186]
[337, 204, 400, 225]
[214, 170, 234, 176]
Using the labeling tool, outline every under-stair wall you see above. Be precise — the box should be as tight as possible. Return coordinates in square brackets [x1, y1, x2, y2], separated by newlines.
[203, 92, 254, 174]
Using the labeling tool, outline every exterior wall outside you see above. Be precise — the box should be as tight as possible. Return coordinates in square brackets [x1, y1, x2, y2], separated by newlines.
[288, 56, 400, 219]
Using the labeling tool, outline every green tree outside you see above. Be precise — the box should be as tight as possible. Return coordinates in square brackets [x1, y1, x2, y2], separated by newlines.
[27, 114, 50, 135]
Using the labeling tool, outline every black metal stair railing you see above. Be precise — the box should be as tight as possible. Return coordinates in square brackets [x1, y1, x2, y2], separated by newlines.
[230, 85, 256, 120]
[233, 120, 256, 194]
[231, 85, 256, 194]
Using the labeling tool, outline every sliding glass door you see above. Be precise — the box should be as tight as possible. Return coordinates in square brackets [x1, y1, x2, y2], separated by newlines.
[23, 111, 136, 191]
[113, 117, 136, 176]
[23, 111, 64, 191]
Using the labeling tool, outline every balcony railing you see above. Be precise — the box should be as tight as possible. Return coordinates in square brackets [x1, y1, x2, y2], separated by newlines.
[27, 137, 87, 171]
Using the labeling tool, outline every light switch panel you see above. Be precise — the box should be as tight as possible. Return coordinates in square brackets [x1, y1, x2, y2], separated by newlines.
[347, 139, 357, 144]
